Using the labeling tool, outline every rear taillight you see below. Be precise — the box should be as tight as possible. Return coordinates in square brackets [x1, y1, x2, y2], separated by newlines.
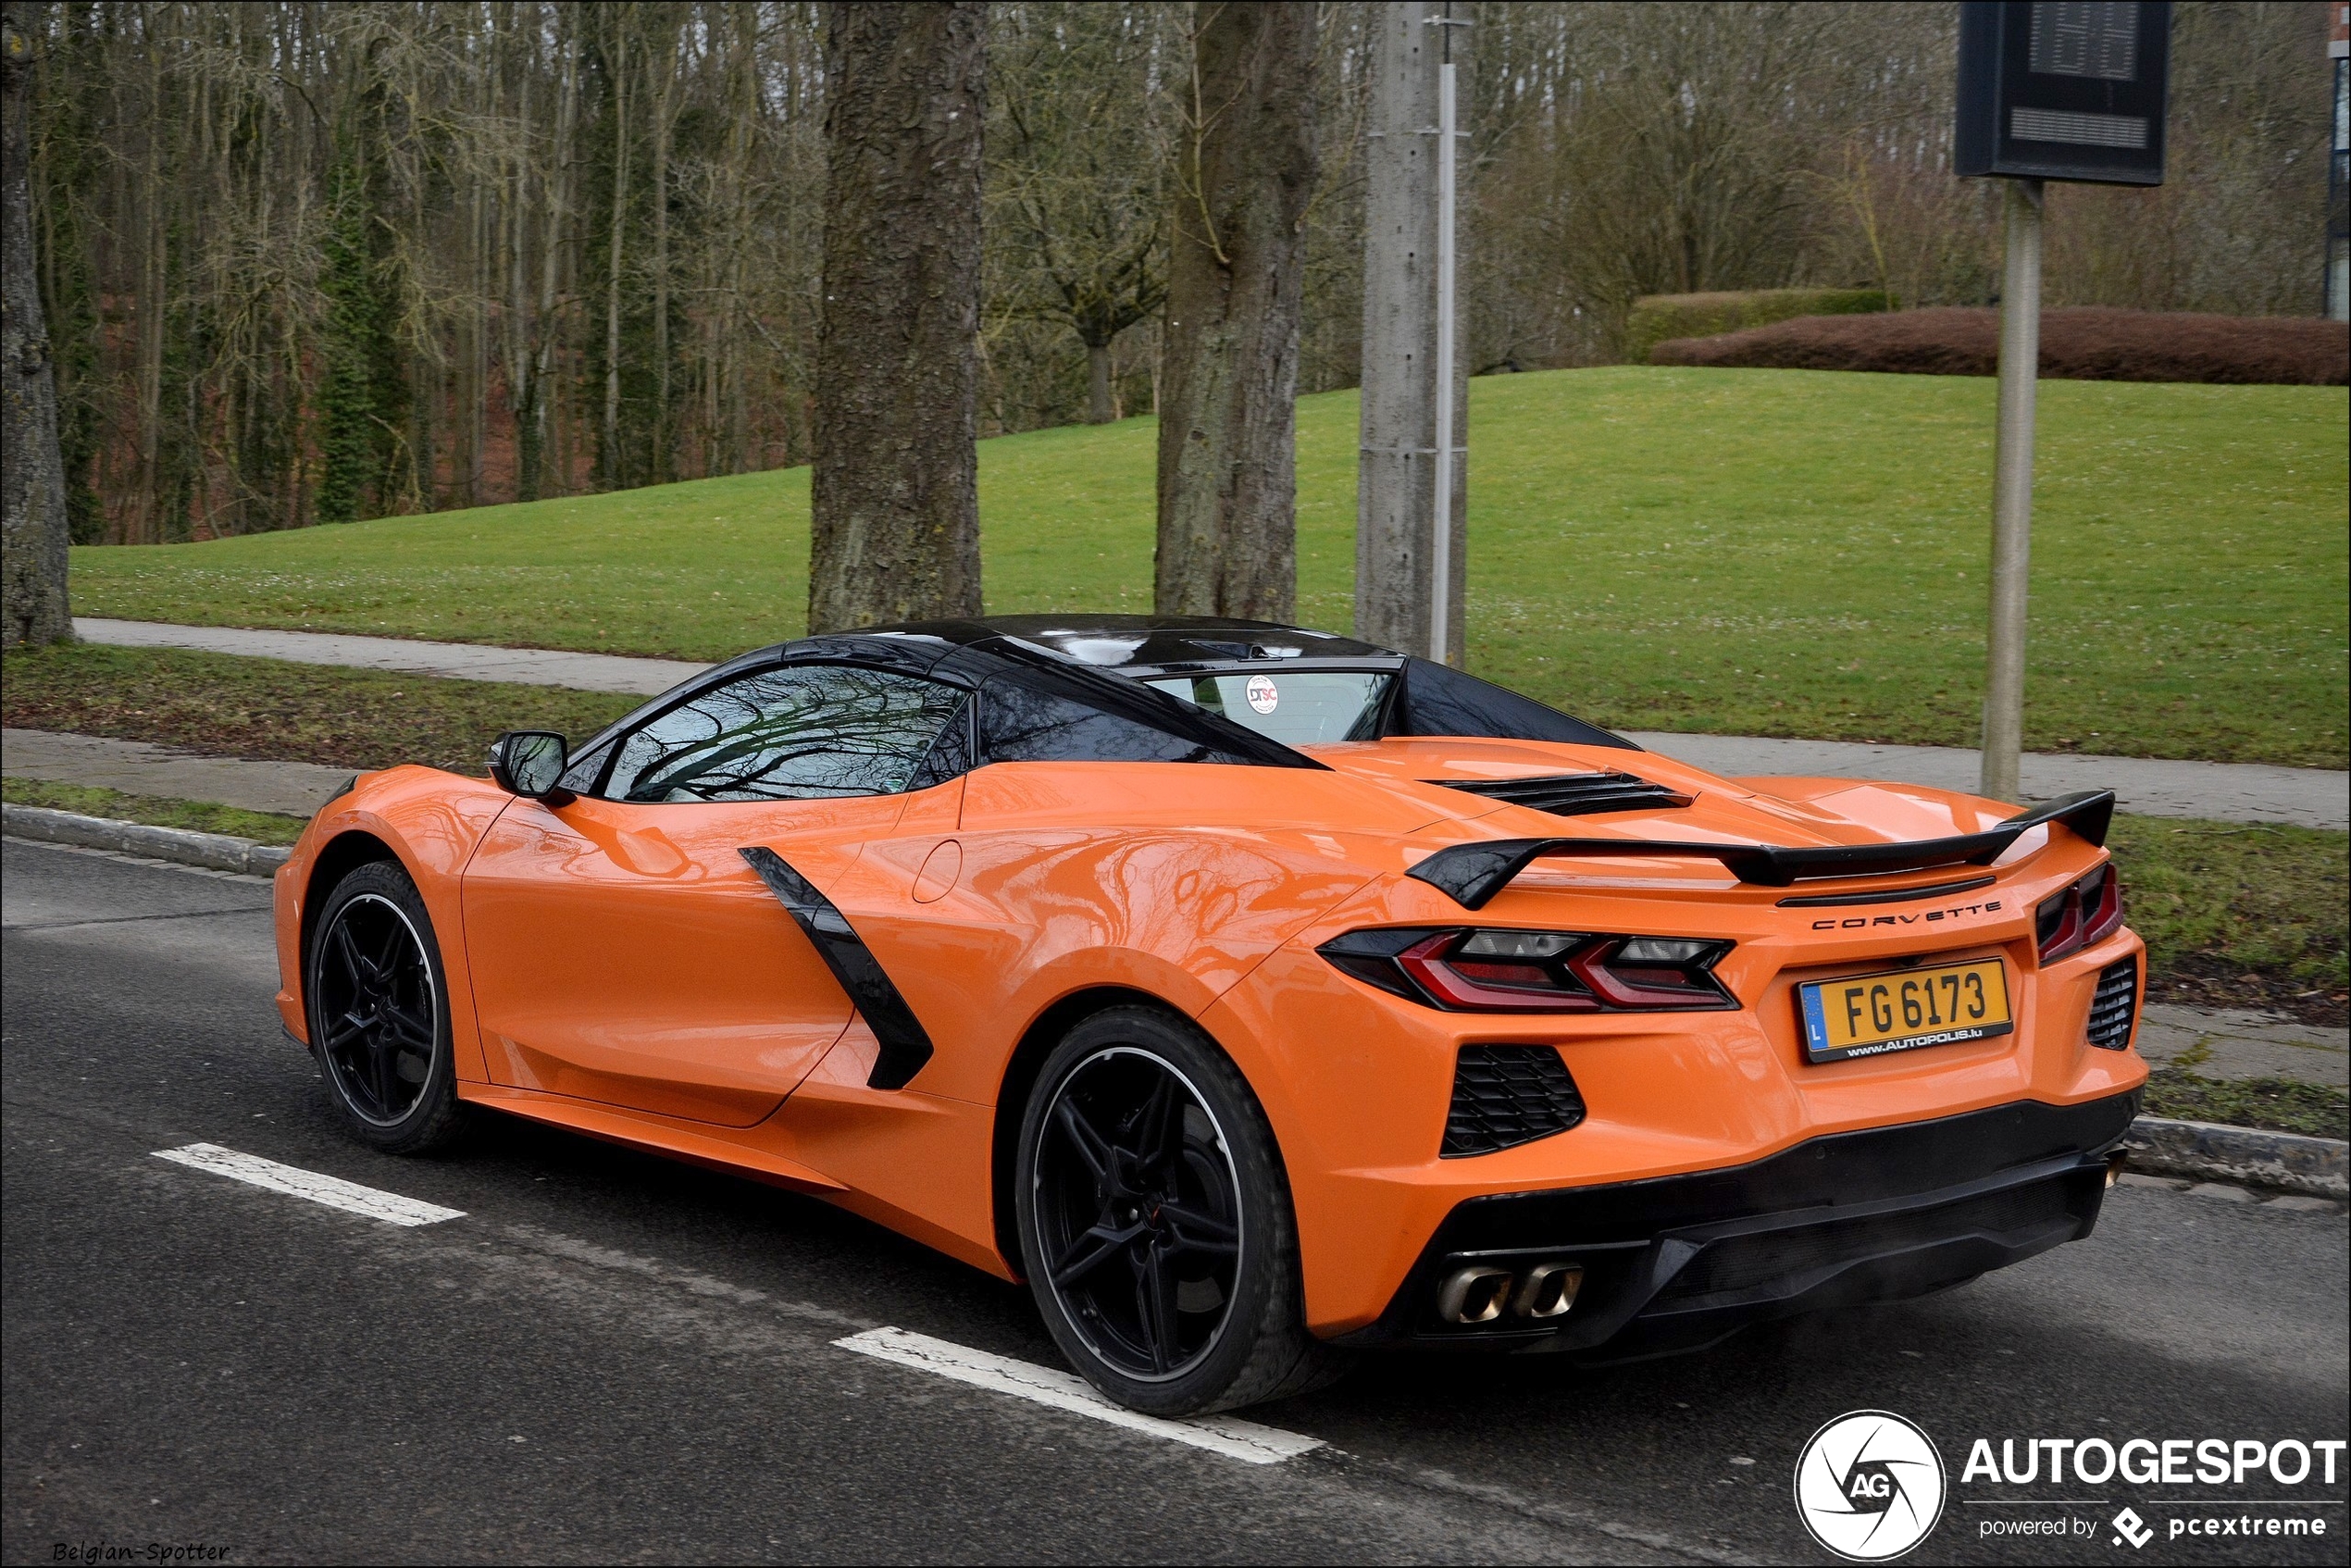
[2035, 863, 2124, 963]
[1319, 928, 1735, 1013]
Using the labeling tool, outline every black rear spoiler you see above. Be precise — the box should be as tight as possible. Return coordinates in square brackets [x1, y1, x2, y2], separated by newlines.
[1406, 790, 2116, 909]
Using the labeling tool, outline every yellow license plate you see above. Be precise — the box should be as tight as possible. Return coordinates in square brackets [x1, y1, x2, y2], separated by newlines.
[1798, 958, 2014, 1064]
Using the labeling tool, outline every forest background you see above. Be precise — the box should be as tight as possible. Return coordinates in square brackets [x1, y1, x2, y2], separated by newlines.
[20, 0, 2335, 547]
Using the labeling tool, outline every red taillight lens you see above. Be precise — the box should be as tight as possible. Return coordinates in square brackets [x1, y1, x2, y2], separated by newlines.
[2036, 864, 2124, 962]
[1322, 928, 1735, 1014]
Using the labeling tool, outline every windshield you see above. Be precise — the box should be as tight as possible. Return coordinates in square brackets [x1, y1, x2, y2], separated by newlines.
[1143, 671, 1392, 745]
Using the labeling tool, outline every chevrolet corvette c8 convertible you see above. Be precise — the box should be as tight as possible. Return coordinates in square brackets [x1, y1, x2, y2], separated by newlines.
[272, 616, 2146, 1414]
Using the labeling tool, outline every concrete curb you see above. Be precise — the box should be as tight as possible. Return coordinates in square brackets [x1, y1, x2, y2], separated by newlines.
[2125, 1115, 2348, 1199]
[3, 803, 292, 877]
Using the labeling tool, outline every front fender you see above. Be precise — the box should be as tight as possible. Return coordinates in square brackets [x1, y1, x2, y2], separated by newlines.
[273, 765, 515, 1082]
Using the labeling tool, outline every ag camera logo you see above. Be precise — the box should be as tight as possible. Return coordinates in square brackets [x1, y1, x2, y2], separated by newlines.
[1795, 1410, 1947, 1562]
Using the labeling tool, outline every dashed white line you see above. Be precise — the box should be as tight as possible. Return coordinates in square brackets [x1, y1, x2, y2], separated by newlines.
[153, 1143, 466, 1227]
[833, 1326, 1324, 1465]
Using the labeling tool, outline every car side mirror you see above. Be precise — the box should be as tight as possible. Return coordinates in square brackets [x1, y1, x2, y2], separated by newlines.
[489, 730, 573, 803]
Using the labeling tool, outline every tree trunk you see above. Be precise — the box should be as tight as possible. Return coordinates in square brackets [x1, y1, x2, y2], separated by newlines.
[808, 1, 985, 633]
[1086, 339, 1113, 425]
[1, 4, 72, 643]
[602, 21, 629, 491]
[1153, 1, 1317, 622]
[651, 17, 674, 485]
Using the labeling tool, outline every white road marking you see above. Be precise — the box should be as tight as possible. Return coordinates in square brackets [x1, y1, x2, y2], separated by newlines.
[832, 1326, 1324, 1465]
[153, 1143, 466, 1227]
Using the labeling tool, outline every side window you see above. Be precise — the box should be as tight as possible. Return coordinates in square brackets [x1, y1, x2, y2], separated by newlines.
[603, 665, 966, 803]
[979, 672, 1220, 764]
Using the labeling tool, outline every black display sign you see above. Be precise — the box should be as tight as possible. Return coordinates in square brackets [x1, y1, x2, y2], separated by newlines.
[1956, 2, 2171, 185]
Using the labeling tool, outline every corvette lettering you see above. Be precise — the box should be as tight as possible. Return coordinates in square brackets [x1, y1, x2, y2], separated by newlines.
[1814, 899, 2003, 931]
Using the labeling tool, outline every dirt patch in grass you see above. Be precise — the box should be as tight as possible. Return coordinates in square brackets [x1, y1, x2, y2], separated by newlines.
[2, 777, 308, 846]
[2107, 815, 2349, 1027]
[1, 643, 642, 775]
[2138, 1068, 2350, 1141]
[1651, 306, 2349, 385]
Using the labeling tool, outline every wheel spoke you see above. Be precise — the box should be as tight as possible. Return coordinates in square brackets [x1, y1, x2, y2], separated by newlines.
[378, 1000, 435, 1052]
[367, 1033, 401, 1114]
[1133, 1074, 1182, 1173]
[1155, 1201, 1238, 1257]
[318, 1012, 370, 1053]
[1053, 1097, 1115, 1183]
[1050, 1219, 1143, 1288]
[1134, 1242, 1179, 1374]
[330, 920, 370, 989]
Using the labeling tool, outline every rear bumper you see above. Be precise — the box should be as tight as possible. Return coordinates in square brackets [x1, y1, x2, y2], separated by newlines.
[1332, 1090, 2140, 1355]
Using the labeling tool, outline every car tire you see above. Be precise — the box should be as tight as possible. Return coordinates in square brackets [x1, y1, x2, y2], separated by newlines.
[1014, 1004, 1347, 1416]
[305, 860, 467, 1156]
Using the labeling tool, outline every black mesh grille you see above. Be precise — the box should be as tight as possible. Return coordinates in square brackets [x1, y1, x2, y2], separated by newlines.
[1441, 1046, 1586, 1157]
[2087, 956, 2138, 1050]
[1431, 771, 1692, 817]
[1653, 1177, 2079, 1303]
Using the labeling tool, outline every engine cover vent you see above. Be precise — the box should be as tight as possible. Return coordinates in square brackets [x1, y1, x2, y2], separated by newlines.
[1442, 1045, 1587, 1158]
[1432, 771, 1693, 817]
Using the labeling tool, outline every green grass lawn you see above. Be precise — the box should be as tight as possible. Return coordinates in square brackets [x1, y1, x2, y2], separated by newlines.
[1, 777, 309, 846]
[0, 643, 641, 774]
[68, 367, 2348, 766]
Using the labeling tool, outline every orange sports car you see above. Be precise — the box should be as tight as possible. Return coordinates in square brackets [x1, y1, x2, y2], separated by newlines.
[271, 616, 2146, 1415]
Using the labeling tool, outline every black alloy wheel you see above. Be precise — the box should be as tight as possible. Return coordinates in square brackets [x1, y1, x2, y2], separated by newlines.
[1015, 1006, 1345, 1416]
[1032, 1047, 1244, 1380]
[308, 861, 466, 1154]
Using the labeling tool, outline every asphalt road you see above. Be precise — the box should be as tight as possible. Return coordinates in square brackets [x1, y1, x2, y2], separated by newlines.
[4, 837, 2345, 1566]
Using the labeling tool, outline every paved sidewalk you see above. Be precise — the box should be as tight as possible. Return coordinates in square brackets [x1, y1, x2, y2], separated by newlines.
[77, 616, 699, 695]
[2136, 1002, 2349, 1090]
[67, 616, 2351, 828]
[1623, 732, 2347, 831]
[4, 728, 355, 816]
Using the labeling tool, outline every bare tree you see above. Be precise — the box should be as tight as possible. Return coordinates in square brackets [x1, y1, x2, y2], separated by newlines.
[807, 1, 985, 632]
[2, 2, 71, 644]
[1153, 0, 1316, 621]
[989, 3, 1176, 426]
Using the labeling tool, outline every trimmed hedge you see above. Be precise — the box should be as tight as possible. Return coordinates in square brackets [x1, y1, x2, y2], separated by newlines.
[1625, 287, 1894, 364]
[1648, 306, 2349, 385]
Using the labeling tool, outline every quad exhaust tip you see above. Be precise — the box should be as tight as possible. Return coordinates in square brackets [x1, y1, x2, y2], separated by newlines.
[1437, 1262, 1585, 1325]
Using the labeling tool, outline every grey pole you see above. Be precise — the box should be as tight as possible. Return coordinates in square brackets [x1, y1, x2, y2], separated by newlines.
[1981, 177, 2043, 804]
[1428, 46, 1459, 665]
[1355, 3, 1468, 664]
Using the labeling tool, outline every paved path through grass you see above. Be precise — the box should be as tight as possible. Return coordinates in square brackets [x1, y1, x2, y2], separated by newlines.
[68, 617, 2349, 828]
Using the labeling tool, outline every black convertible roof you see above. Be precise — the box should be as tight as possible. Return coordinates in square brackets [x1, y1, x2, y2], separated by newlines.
[866, 614, 1399, 673]
[649, 614, 1635, 756]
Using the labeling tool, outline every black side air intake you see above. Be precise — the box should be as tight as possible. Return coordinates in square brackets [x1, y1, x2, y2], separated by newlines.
[739, 846, 934, 1089]
[1441, 1045, 1587, 1157]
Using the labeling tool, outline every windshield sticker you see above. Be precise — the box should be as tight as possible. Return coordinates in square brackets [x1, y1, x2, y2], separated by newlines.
[1246, 675, 1279, 714]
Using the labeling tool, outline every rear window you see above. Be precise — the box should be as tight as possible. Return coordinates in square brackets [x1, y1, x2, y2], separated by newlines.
[1144, 671, 1392, 746]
